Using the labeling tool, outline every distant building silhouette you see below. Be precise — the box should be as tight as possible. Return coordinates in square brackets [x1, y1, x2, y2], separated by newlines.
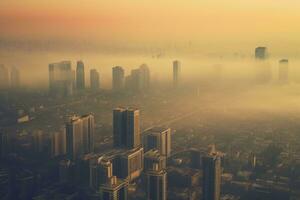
[0, 132, 9, 158]
[202, 153, 222, 200]
[144, 127, 171, 157]
[51, 128, 66, 157]
[113, 108, 141, 149]
[125, 64, 150, 92]
[10, 66, 20, 88]
[0, 65, 9, 89]
[112, 66, 125, 91]
[49, 61, 73, 97]
[90, 69, 100, 90]
[173, 60, 181, 87]
[76, 60, 85, 90]
[255, 47, 268, 60]
[278, 59, 289, 84]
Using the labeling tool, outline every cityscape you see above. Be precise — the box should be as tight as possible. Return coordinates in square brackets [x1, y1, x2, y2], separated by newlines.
[1, 1, 300, 200]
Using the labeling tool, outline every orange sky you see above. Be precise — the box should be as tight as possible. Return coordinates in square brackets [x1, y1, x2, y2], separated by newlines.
[1, 0, 300, 54]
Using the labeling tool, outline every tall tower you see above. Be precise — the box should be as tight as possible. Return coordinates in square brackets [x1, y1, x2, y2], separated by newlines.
[278, 59, 289, 84]
[76, 60, 85, 90]
[113, 108, 140, 149]
[81, 114, 95, 154]
[202, 153, 222, 200]
[112, 66, 125, 91]
[139, 64, 150, 90]
[10, 66, 20, 88]
[66, 116, 84, 160]
[51, 129, 66, 157]
[90, 69, 100, 90]
[255, 47, 268, 60]
[99, 176, 128, 200]
[0, 65, 9, 89]
[173, 60, 181, 87]
[0, 132, 9, 158]
[145, 163, 167, 200]
[144, 127, 171, 157]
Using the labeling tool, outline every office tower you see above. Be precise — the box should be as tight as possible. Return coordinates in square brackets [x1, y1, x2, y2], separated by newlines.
[139, 64, 150, 89]
[202, 153, 222, 200]
[90, 157, 114, 190]
[99, 176, 128, 200]
[0, 132, 9, 158]
[144, 149, 166, 171]
[173, 60, 181, 87]
[49, 61, 73, 97]
[32, 130, 44, 154]
[10, 66, 20, 88]
[66, 116, 84, 160]
[144, 127, 171, 157]
[81, 114, 95, 154]
[112, 66, 125, 91]
[51, 129, 66, 157]
[76, 60, 85, 89]
[145, 163, 167, 200]
[130, 68, 141, 91]
[113, 147, 144, 181]
[255, 47, 268, 60]
[278, 59, 289, 84]
[0, 64, 9, 89]
[90, 69, 100, 90]
[113, 108, 141, 149]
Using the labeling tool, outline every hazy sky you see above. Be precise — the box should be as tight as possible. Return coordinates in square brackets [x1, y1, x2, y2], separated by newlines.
[0, 0, 300, 55]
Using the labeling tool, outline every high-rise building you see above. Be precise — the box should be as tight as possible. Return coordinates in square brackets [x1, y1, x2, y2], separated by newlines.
[76, 60, 85, 90]
[112, 66, 125, 91]
[144, 127, 171, 157]
[99, 176, 128, 200]
[255, 47, 268, 60]
[113, 108, 141, 149]
[202, 153, 222, 200]
[145, 163, 167, 200]
[51, 129, 67, 157]
[113, 147, 144, 181]
[144, 149, 166, 172]
[139, 64, 150, 90]
[0, 132, 9, 158]
[49, 61, 73, 97]
[66, 116, 84, 160]
[278, 59, 289, 84]
[90, 69, 100, 90]
[32, 130, 44, 154]
[173, 60, 181, 87]
[0, 65, 9, 89]
[10, 66, 20, 88]
[81, 114, 95, 154]
[90, 156, 114, 190]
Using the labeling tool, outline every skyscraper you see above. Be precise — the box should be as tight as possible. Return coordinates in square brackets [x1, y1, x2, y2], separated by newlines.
[32, 130, 44, 154]
[10, 66, 20, 88]
[0, 65, 9, 89]
[144, 127, 171, 157]
[99, 176, 128, 200]
[145, 163, 167, 200]
[112, 66, 125, 91]
[202, 153, 222, 200]
[0, 132, 9, 158]
[81, 114, 95, 154]
[90, 69, 100, 90]
[144, 149, 166, 172]
[139, 64, 150, 90]
[113, 147, 144, 181]
[51, 128, 67, 157]
[66, 116, 84, 160]
[278, 59, 289, 84]
[255, 47, 268, 60]
[113, 108, 141, 149]
[49, 61, 73, 97]
[173, 60, 181, 87]
[76, 60, 85, 90]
